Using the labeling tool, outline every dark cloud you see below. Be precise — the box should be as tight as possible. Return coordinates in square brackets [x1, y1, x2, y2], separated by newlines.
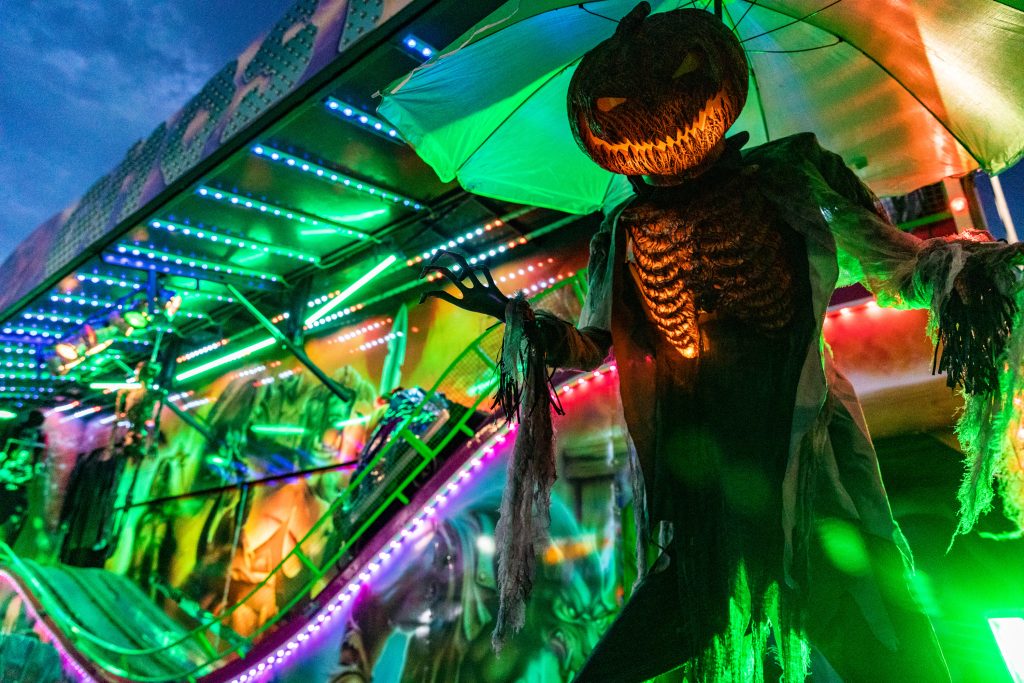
[0, 0, 295, 262]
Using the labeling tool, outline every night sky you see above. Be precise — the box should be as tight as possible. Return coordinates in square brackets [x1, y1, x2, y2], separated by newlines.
[0, 0, 294, 264]
[1, 0, 1022, 266]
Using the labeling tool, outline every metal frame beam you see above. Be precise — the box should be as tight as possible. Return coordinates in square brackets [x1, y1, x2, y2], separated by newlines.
[226, 285, 354, 403]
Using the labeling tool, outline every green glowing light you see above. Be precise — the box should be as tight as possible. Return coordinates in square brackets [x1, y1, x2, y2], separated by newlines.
[337, 208, 387, 222]
[175, 337, 276, 382]
[305, 255, 397, 326]
[990, 617, 1024, 682]
[0, 409, 17, 420]
[251, 424, 306, 436]
[300, 210, 387, 236]
[333, 414, 371, 429]
[816, 518, 870, 576]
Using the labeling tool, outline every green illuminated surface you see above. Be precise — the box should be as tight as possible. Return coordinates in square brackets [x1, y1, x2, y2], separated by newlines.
[0, 409, 17, 419]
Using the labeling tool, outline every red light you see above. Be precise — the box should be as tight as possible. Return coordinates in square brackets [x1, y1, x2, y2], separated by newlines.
[950, 196, 968, 213]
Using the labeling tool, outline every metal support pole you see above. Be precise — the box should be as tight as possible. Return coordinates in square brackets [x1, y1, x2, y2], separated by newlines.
[161, 390, 217, 444]
[991, 175, 1019, 244]
[226, 284, 354, 403]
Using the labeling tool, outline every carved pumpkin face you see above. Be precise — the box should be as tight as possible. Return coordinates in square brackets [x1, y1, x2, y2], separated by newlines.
[568, 4, 748, 179]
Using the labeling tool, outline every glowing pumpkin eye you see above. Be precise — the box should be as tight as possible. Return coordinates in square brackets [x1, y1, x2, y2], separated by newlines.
[595, 97, 627, 112]
[672, 51, 702, 78]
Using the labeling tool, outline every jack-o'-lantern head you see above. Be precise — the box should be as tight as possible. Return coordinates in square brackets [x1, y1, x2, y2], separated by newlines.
[568, 3, 748, 179]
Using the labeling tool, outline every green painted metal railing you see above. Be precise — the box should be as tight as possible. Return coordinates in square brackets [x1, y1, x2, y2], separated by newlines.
[0, 272, 588, 682]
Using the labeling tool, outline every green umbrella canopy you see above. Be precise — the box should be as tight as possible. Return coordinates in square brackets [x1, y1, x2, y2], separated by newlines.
[379, 0, 1024, 214]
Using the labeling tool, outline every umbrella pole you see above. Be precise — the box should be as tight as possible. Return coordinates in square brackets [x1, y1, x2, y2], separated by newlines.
[714, 0, 722, 19]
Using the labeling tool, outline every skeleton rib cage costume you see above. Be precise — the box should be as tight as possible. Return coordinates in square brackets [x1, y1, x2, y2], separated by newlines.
[490, 131, 1024, 681]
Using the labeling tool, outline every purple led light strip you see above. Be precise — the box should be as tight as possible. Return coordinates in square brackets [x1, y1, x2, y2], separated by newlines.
[3, 364, 617, 683]
[0, 570, 97, 682]
[213, 362, 617, 683]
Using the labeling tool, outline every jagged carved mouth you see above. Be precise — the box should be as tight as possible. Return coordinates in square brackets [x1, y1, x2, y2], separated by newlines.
[578, 89, 733, 173]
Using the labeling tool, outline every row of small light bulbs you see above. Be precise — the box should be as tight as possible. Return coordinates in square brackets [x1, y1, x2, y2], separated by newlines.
[405, 220, 504, 267]
[330, 318, 391, 345]
[113, 244, 278, 284]
[197, 185, 373, 242]
[1, 359, 45, 370]
[249, 146, 422, 211]
[303, 303, 365, 331]
[324, 98, 403, 142]
[223, 362, 615, 683]
[24, 311, 86, 325]
[177, 339, 229, 364]
[149, 219, 320, 264]
[356, 331, 404, 352]
[2, 324, 62, 339]
[75, 273, 144, 289]
[253, 367, 299, 387]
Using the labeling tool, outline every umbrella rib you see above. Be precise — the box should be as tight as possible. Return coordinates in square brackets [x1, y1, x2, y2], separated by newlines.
[734, 0, 984, 170]
[746, 37, 843, 54]
[738, 0, 845, 44]
[454, 61, 581, 177]
[722, 2, 771, 141]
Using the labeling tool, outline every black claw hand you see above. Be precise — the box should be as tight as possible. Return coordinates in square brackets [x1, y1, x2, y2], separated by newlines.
[417, 249, 508, 321]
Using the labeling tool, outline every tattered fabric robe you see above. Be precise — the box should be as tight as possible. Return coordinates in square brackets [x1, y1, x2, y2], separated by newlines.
[497, 132, 1019, 680]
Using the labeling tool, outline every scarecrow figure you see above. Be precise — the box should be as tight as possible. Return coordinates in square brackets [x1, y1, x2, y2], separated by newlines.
[422, 5, 1023, 681]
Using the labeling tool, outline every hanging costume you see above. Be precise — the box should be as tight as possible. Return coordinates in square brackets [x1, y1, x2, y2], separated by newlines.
[478, 5, 1024, 681]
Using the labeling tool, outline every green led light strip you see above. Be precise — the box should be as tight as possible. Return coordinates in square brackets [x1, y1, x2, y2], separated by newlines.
[113, 243, 281, 282]
[174, 256, 396, 379]
[251, 145, 422, 210]
[195, 186, 373, 241]
[251, 424, 306, 436]
[175, 337, 277, 382]
[305, 255, 397, 326]
[149, 220, 321, 264]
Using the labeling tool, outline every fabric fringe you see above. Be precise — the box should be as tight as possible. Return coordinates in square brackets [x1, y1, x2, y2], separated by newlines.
[491, 293, 564, 650]
[678, 566, 809, 683]
[912, 240, 1024, 536]
[953, 281, 1024, 537]
[924, 244, 1021, 395]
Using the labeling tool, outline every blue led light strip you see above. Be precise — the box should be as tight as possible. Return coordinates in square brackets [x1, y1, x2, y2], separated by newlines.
[324, 97, 404, 142]
[401, 34, 437, 60]
[0, 324, 62, 339]
[149, 220, 321, 264]
[74, 273, 144, 290]
[23, 311, 86, 326]
[195, 184, 375, 240]
[250, 145, 423, 211]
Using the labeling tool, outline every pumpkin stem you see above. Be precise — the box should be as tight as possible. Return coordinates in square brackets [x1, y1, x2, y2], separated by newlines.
[616, 1, 651, 36]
